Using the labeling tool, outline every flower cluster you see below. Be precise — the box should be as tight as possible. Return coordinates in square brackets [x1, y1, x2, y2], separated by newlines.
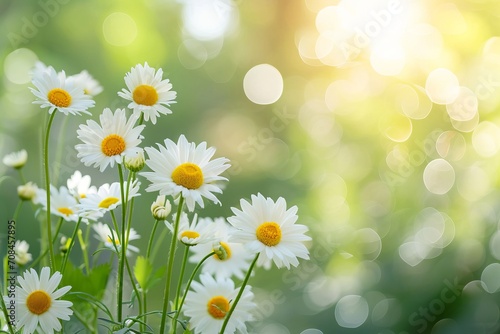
[0, 61, 311, 334]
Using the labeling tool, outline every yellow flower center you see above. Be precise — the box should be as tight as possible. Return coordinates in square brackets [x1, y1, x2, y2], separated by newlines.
[171, 163, 204, 190]
[57, 207, 73, 216]
[47, 88, 72, 108]
[106, 236, 120, 245]
[207, 296, 230, 319]
[101, 134, 126, 157]
[256, 222, 282, 247]
[213, 241, 232, 261]
[133, 84, 158, 106]
[98, 197, 120, 209]
[181, 230, 200, 239]
[79, 193, 86, 199]
[26, 290, 51, 315]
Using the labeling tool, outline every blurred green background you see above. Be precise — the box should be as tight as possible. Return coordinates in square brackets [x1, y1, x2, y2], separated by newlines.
[2, 0, 500, 333]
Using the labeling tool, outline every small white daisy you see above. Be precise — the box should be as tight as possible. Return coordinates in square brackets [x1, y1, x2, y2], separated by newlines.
[71, 70, 103, 96]
[15, 267, 73, 334]
[18, 182, 38, 201]
[118, 62, 177, 124]
[3, 149, 28, 169]
[75, 108, 145, 172]
[30, 61, 51, 82]
[165, 213, 216, 246]
[141, 135, 230, 212]
[66, 170, 97, 201]
[77, 180, 140, 218]
[14, 240, 32, 266]
[37, 186, 79, 222]
[189, 218, 254, 280]
[30, 66, 95, 115]
[228, 193, 311, 269]
[92, 222, 140, 255]
[184, 273, 255, 334]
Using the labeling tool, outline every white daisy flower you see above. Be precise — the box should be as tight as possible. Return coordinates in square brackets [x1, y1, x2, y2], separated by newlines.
[3, 149, 28, 169]
[18, 182, 38, 201]
[14, 240, 32, 266]
[184, 273, 255, 334]
[37, 186, 79, 222]
[30, 66, 95, 115]
[92, 222, 140, 255]
[189, 218, 254, 279]
[118, 62, 177, 124]
[227, 193, 311, 269]
[75, 108, 145, 172]
[30, 61, 51, 82]
[71, 70, 103, 96]
[15, 267, 73, 334]
[66, 170, 97, 201]
[141, 135, 230, 212]
[165, 213, 216, 246]
[77, 180, 140, 218]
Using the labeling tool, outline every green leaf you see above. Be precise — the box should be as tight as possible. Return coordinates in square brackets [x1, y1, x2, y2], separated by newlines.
[134, 256, 153, 291]
[183, 328, 193, 334]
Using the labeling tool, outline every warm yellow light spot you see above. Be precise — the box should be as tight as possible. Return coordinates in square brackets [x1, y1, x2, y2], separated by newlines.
[171, 163, 204, 189]
[101, 134, 126, 157]
[48, 88, 71, 107]
[79, 193, 87, 199]
[213, 241, 232, 260]
[181, 230, 200, 239]
[256, 222, 281, 247]
[207, 296, 230, 319]
[57, 207, 74, 216]
[98, 197, 120, 209]
[133, 84, 158, 106]
[26, 290, 51, 315]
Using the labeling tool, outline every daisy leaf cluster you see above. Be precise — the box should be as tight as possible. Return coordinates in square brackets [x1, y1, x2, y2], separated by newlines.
[0, 61, 311, 334]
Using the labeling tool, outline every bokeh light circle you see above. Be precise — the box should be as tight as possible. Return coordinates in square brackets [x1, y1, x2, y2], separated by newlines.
[489, 231, 500, 260]
[4, 48, 38, 85]
[423, 159, 455, 194]
[335, 295, 369, 328]
[446, 87, 478, 121]
[182, 0, 233, 41]
[472, 121, 500, 157]
[435, 131, 466, 161]
[102, 12, 137, 46]
[481, 263, 500, 293]
[243, 64, 284, 105]
[299, 329, 323, 334]
[425, 68, 460, 105]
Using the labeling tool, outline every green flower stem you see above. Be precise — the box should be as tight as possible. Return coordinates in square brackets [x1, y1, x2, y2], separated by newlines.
[52, 114, 69, 185]
[43, 112, 57, 271]
[17, 169, 27, 185]
[60, 217, 83, 276]
[52, 217, 64, 245]
[151, 227, 169, 263]
[123, 253, 143, 320]
[143, 218, 162, 327]
[171, 251, 216, 334]
[117, 164, 127, 323]
[12, 201, 22, 222]
[219, 253, 260, 334]
[174, 245, 190, 310]
[0, 286, 16, 334]
[77, 229, 90, 274]
[28, 219, 67, 271]
[159, 196, 185, 334]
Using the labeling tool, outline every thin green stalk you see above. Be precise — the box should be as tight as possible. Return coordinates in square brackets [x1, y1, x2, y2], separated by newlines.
[123, 253, 142, 321]
[146, 220, 161, 259]
[12, 201, 22, 222]
[151, 227, 169, 263]
[52, 114, 69, 185]
[219, 253, 260, 334]
[117, 165, 127, 323]
[17, 169, 27, 185]
[0, 287, 16, 334]
[53, 217, 64, 244]
[159, 196, 185, 334]
[77, 229, 90, 274]
[43, 112, 57, 270]
[174, 245, 190, 311]
[60, 218, 83, 275]
[171, 251, 215, 334]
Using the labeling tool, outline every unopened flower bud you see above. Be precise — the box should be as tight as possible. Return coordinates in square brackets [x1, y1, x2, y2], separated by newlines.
[125, 151, 145, 172]
[151, 195, 172, 220]
[60, 236, 71, 254]
[17, 182, 38, 201]
[14, 240, 32, 266]
[213, 242, 228, 261]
